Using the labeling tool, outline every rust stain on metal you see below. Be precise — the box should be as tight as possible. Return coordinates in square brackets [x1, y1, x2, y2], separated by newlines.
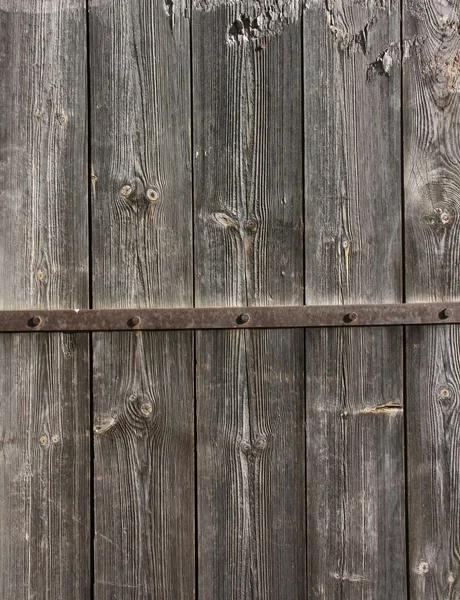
[0, 302, 457, 332]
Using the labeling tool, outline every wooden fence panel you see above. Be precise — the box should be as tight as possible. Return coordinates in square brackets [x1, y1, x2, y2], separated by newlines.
[303, 0, 406, 597]
[89, 0, 195, 597]
[404, 0, 460, 596]
[0, 1, 90, 597]
[192, 3, 306, 597]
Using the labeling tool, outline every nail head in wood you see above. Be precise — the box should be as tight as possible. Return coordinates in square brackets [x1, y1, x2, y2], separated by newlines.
[238, 313, 250, 325]
[128, 316, 141, 327]
[441, 308, 453, 319]
[345, 312, 358, 323]
[29, 316, 42, 328]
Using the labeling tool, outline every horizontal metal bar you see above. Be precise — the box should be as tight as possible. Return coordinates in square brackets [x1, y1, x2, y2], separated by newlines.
[0, 303, 458, 332]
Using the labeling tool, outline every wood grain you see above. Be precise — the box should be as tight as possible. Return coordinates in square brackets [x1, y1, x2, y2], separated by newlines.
[406, 326, 460, 598]
[193, 2, 305, 597]
[89, 0, 195, 597]
[304, 1, 406, 597]
[93, 331, 194, 598]
[404, 0, 460, 596]
[0, 334, 90, 598]
[404, 0, 460, 303]
[306, 327, 405, 599]
[197, 328, 305, 598]
[0, 1, 90, 597]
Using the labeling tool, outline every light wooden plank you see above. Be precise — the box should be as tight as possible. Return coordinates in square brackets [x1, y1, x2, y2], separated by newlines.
[406, 326, 460, 597]
[193, 2, 305, 597]
[303, 0, 406, 597]
[306, 327, 405, 598]
[0, 1, 90, 597]
[404, 0, 460, 595]
[89, 0, 195, 596]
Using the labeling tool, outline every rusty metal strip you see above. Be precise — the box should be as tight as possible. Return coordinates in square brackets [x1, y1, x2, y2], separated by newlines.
[0, 303, 458, 332]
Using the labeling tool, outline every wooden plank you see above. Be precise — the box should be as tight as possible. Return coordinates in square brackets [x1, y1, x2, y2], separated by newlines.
[192, 2, 306, 597]
[306, 327, 405, 598]
[89, 0, 195, 596]
[93, 331, 194, 597]
[303, 0, 406, 597]
[403, 0, 460, 595]
[406, 326, 460, 597]
[0, 1, 89, 597]
[403, 0, 460, 303]
[0, 335, 90, 598]
[196, 329, 305, 598]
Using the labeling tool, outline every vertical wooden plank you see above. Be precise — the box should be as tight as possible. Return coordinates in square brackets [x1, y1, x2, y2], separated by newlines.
[406, 326, 460, 597]
[306, 328, 405, 598]
[193, 2, 306, 597]
[303, 0, 406, 597]
[89, 0, 195, 597]
[0, 1, 89, 597]
[404, 0, 460, 595]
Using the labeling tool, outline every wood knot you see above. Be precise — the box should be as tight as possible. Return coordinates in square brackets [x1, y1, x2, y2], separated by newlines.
[146, 188, 160, 203]
[120, 184, 133, 198]
[140, 402, 153, 417]
[246, 219, 258, 232]
[254, 436, 267, 451]
[415, 560, 429, 575]
[213, 212, 238, 229]
[240, 441, 251, 455]
[424, 207, 453, 228]
[439, 387, 453, 402]
[94, 416, 117, 436]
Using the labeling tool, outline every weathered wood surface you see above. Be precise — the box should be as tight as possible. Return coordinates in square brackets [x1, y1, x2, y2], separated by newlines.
[92, 331, 194, 598]
[404, 0, 460, 596]
[193, 2, 305, 597]
[406, 326, 460, 598]
[0, 1, 90, 597]
[0, 335, 90, 598]
[306, 328, 405, 598]
[89, 0, 195, 597]
[304, 0, 406, 597]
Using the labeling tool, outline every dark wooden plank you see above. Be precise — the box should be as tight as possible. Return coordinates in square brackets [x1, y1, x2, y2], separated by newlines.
[192, 3, 305, 597]
[93, 330, 194, 597]
[0, 1, 89, 597]
[403, 0, 460, 596]
[89, 0, 195, 597]
[303, 1, 406, 597]
[0, 334, 90, 598]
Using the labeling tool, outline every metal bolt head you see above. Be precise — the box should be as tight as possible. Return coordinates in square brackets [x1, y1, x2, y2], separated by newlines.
[29, 316, 42, 328]
[345, 312, 358, 323]
[441, 308, 453, 319]
[239, 313, 250, 324]
[128, 316, 141, 328]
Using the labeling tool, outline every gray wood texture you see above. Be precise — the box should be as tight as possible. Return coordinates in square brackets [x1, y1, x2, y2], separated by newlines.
[406, 326, 460, 598]
[89, 0, 195, 597]
[192, 2, 306, 597]
[306, 328, 405, 598]
[404, 0, 460, 596]
[0, 1, 90, 597]
[304, 0, 406, 597]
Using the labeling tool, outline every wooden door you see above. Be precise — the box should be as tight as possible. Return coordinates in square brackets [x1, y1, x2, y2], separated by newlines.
[0, 0, 458, 598]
